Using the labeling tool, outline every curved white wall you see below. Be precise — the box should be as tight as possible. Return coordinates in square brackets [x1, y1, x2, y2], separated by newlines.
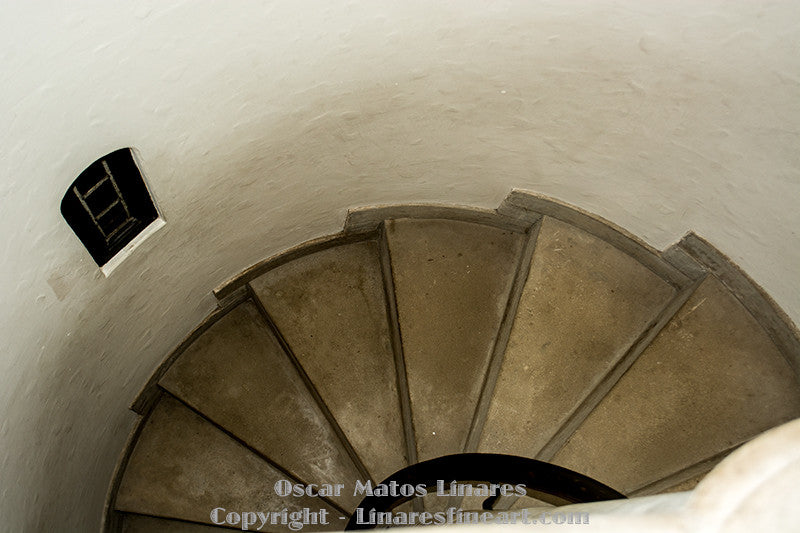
[1, 1, 798, 530]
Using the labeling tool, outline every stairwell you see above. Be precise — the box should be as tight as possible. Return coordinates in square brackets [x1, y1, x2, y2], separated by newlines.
[103, 191, 800, 532]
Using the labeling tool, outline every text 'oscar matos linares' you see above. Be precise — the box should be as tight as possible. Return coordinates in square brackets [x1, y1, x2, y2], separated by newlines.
[274, 479, 528, 498]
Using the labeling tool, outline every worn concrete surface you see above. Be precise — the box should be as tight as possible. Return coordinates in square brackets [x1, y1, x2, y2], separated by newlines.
[498, 193, 687, 287]
[510, 495, 557, 510]
[115, 396, 344, 530]
[451, 493, 555, 512]
[457, 494, 484, 512]
[386, 219, 524, 461]
[250, 241, 405, 481]
[429, 488, 555, 512]
[553, 276, 800, 493]
[661, 473, 707, 494]
[479, 216, 675, 457]
[160, 302, 362, 509]
[420, 492, 453, 514]
[122, 514, 237, 532]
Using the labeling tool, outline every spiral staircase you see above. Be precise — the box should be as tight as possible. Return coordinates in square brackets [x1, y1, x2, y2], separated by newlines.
[102, 191, 800, 532]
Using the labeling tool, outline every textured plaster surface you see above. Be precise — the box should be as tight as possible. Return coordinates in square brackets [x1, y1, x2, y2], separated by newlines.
[1, 1, 799, 530]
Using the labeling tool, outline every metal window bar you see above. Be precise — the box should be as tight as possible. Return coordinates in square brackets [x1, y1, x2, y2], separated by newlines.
[73, 160, 137, 245]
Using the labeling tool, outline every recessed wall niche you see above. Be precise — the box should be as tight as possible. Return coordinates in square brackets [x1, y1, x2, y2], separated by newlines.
[61, 148, 160, 269]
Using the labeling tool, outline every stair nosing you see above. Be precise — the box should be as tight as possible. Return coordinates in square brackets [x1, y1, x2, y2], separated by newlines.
[464, 216, 543, 453]
[247, 286, 374, 485]
[152, 389, 354, 519]
[345, 204, 532, 235]
[499, 189, 690, 289]
[535, 274, 708, 462]
[378, 223, 419, 466]
[131, 295, 248, 416]
[379, 220, 426, 514]
[677, 232, 800, 381]
[627, 440, 746, 496]
[103, 389, 164, 533]
[214, 230, 378, 302]
[115, 510, 245, 532]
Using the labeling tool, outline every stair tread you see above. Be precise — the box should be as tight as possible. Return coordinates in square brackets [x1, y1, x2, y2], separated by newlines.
[159, 302, 362, 509]
[421, 492, 451, 514]
[510, 495, 556, 510]
[115, 396, 345, 530]
[478, 216, 676, 457]
[660, 473, 706, 494]
[386, 219, 525, 461]
[458, 494, 490, 511]
[552, 275, 800, 493]
[121, 514, 235, 532]
[250, 241, 405, 481]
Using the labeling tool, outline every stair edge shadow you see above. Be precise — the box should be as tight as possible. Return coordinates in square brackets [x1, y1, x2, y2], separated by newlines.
[502, 189, 800, 380]
[102, 390, 165, 533]
[116, 511, 246, 532]
[464, 217, 543, 453]
[246, 285, 374, 484]
[498, 189, 691, 289]
[161, 390, 354, 518]
[534, 276, 706, 462]
[671, 232, 800, 380]
[111, 390, 353, 532]
[377, 221, 424, 515]
[377, 222, 418, 468]
[345, 204, 531, 234]
[628, 440, 746, 497]
[214, 230, 378, 301]
[217, 202, 534, 302]
[131, 292, 249, 416]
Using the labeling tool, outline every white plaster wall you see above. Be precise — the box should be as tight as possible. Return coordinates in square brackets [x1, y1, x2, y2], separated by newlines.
[0, 1, 798, 530]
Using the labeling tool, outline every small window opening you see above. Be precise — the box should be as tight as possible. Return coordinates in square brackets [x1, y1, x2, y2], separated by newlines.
[61, 148, 159, 267]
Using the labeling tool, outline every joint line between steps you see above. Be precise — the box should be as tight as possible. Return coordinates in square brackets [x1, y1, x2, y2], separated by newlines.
[162, 389, 354, 519]
[379, 221, 418, 466]
[628, 439, 746, 496]
[131, 291, 249, 416]
[246, 285, 375, 485]
[117, 511, 246, 532]
[534, 274, 709, 462]
[105, 389, 166, 533]
[463, 216, 543, 454]
[378, 221, 423, 514]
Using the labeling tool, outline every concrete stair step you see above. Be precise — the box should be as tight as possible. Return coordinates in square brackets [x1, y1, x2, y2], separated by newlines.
[249, 240, 405, 481]
[456, 492, 555, 512]
[385, 218, 525, 461]
[510, 496, 556, 510]
[109, 197, 800, 532]
[159, 302, 363, 509]
[552, 275, 800, 493]
[659, 473, 707, 494]
[477, 216, 677, 458]
[121, 514, 234, 532]
[115, 395, 345, 530]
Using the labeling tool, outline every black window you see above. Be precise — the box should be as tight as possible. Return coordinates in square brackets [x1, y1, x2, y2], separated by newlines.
[61, 148, 158, 267]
